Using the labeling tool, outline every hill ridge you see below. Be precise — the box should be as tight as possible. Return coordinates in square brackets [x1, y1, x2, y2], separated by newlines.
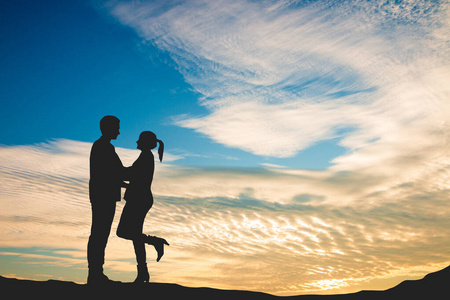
[1, 265, 449, 299]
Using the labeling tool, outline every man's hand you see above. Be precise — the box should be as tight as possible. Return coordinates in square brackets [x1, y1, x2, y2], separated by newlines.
[121, 181, 129, 188]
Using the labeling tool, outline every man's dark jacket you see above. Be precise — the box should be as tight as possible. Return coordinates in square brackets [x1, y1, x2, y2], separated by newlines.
[89, 136, 124, 203]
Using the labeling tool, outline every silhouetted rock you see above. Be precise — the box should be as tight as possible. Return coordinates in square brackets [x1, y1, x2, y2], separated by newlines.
[383, 264, 450, 297]
[1, 265, 448, 300]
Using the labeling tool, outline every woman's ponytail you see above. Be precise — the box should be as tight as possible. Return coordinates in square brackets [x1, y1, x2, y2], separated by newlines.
[157, 139, 164, 162]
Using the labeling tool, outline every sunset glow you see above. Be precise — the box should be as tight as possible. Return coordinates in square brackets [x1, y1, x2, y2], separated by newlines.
[1, 0, 449, 296]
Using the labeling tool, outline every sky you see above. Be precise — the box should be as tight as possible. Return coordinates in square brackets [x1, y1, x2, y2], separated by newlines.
[0, 0, 449, 296]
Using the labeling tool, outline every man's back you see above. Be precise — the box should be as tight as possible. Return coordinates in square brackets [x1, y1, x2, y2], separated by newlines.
[89, 136, 123, 203]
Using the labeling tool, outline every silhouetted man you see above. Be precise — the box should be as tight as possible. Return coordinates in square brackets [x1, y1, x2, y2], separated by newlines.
[87, 115, 125, 284]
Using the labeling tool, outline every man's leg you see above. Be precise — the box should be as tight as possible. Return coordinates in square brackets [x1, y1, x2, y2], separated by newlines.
[87, 201, 116, 282]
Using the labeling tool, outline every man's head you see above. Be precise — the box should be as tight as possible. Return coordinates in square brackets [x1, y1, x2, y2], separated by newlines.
[100, 115, 120, 140]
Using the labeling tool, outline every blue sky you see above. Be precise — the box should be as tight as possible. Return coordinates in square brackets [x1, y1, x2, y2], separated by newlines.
[0, 0, 205, 160]
[0, 0, 347, 169]
[1, 0, 449, 296]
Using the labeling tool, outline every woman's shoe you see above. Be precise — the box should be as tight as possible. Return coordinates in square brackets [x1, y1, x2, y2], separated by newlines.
[146, 236, 169, 262]
[133, 263, 149, 283]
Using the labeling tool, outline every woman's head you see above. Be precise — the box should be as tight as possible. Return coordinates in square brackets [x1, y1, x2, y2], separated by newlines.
[137, 131, 164, 162]
[137, 131, 157, 150]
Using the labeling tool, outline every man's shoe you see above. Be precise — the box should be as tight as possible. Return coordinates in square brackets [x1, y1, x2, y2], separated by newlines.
[87, 272, 112, 285]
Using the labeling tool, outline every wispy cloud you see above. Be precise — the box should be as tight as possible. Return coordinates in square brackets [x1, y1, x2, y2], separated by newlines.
[1, 139, 449, 294]
[108, 0, 449, 161]
[100, 4, 450, 294]
[1, 0, 449, 295]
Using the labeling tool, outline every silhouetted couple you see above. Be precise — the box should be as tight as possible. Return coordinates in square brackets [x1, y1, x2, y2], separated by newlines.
[87, 115, 169, 285]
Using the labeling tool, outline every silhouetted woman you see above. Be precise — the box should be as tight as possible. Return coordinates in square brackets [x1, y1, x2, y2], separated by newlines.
[117, 131, 169, 283]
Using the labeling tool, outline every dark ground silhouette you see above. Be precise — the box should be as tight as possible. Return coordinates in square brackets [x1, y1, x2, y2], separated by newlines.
[1, 265, 448, 300]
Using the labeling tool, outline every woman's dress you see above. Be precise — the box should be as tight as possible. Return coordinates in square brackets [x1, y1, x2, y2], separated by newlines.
[117, 150, 154, 239]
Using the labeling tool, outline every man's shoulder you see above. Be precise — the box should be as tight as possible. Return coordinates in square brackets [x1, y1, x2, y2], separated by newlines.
[92, 137, 113, 149]
[90, 138, 115, 159]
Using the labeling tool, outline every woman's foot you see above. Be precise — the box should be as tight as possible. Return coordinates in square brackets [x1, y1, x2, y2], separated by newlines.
[134, 263, 149, 283]
[145, 236, 169, 262]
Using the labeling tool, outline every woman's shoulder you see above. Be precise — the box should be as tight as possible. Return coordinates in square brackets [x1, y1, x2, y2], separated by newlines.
[135, 151, 154, 165]
[142, 150, 154, 159]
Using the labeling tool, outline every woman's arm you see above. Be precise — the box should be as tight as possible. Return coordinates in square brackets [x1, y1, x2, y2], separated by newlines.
[122, 165, 133, 181]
